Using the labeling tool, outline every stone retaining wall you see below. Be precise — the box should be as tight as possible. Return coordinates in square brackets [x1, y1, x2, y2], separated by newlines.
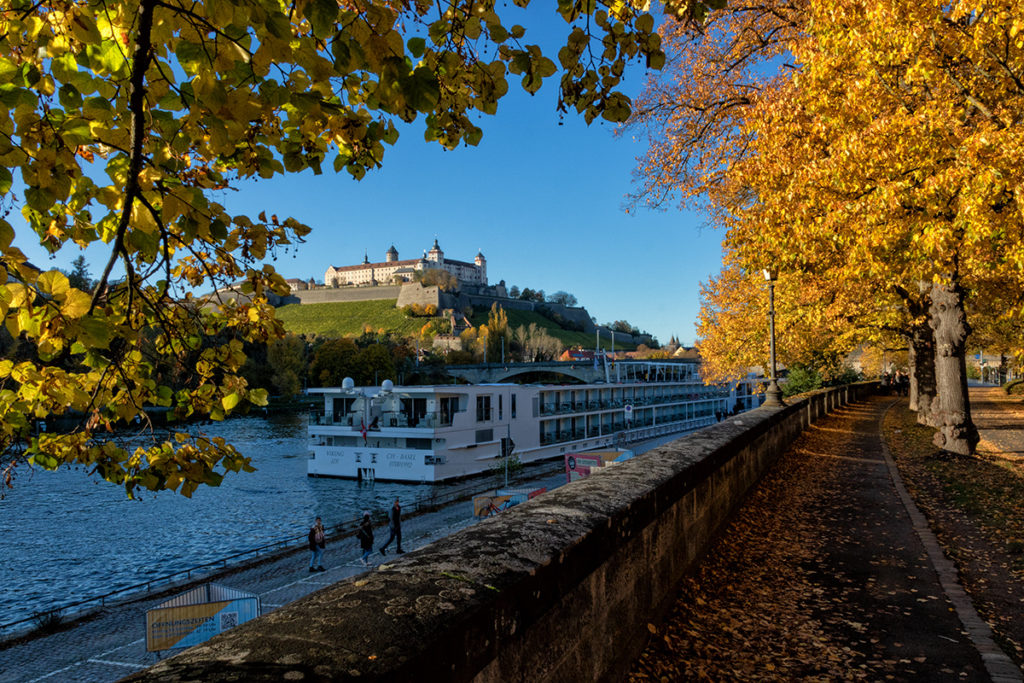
[126, 383, 875, 683]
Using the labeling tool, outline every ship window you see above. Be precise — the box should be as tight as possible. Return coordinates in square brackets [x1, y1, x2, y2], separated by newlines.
[406, 438, 431, 450]
[439, 397, 457, 426]
[498, 395, 503, 421]
[511, 394, 517, 418]
[475, 429, 493, 443]
[476, 395, 491, 422]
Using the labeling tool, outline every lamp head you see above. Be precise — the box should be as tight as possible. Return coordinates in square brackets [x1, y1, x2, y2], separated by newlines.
[762, 269, 774, 281]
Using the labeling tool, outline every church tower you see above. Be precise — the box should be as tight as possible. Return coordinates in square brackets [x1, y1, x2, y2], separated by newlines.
[427, 238, 444, 264]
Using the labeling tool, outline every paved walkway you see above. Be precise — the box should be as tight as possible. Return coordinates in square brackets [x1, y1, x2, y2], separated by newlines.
[970, 386, 1024, 460]
[629, 394, 1023, 682]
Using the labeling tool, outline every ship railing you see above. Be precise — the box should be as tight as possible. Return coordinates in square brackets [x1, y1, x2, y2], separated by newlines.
[310, 413, 444, 429]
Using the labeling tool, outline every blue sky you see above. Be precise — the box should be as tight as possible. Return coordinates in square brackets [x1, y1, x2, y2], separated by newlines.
[13, 17, 724, 346]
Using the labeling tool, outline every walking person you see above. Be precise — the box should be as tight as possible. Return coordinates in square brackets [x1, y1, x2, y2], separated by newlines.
[379, 498, 404, 555]
[308, 516, 326, 572]
[356, 512, 374, 566]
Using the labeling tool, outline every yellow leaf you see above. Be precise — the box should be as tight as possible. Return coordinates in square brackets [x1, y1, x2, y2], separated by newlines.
[61, 289, 91, 318]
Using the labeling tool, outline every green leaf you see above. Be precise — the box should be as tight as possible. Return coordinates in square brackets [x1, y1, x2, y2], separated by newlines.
[222, 392, 241, 411]
[0, 219, 13, 249]
[78, 316, 111, 349]
[408, 37, 426, 58]
[306, 0, 338, 39]
[0, 167, 11, 196]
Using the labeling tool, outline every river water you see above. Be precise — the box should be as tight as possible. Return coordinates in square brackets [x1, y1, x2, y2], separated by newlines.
[0, 413, 463, 630]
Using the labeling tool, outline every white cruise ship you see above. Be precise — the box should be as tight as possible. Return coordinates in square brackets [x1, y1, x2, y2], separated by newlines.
[307, 360, 757, 483]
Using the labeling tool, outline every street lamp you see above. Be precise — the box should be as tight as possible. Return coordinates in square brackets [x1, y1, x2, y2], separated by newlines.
[762, 269, 784, 407]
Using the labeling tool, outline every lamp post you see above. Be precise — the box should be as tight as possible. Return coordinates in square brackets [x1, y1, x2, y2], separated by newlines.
[762, 269, 784, 407]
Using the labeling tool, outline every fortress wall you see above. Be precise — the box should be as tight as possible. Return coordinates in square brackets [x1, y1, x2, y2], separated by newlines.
[126, 383, 876, 683]
[395, 283, 442, 309]
[293, 285, 404, 304]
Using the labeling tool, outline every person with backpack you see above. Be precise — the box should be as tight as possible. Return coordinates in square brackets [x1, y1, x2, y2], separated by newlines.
[308, 517, 326, 572]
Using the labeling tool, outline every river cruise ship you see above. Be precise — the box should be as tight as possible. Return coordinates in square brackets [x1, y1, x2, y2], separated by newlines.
[307, 360, 758, 483]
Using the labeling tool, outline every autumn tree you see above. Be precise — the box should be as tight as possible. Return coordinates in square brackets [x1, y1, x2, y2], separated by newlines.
[633, 0, 1024, 455]
[720, 0, 1024, 454]
[482, 302, 510, 362]
[0, 0, 713, 496]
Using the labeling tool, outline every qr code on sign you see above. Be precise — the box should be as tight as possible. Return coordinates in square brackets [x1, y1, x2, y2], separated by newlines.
[220, 611, 239, 630]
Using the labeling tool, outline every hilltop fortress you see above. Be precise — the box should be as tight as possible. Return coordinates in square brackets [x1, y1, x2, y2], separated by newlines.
[215, 240, 652, 346]
[323, 239, 486, 288]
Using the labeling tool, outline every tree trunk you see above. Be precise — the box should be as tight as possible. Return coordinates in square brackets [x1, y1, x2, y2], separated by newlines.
[928, 279, 979, 455]
[907, 297, 937, 425]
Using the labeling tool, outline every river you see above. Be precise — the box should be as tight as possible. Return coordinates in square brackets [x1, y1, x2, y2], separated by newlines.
[0, 413, 464, 630]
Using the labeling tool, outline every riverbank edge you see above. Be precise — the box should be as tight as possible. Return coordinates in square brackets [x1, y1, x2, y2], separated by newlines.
[0, 458, 566, 650]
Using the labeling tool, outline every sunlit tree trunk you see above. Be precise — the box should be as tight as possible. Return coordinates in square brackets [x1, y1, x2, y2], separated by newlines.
[928, 279, 979, 455]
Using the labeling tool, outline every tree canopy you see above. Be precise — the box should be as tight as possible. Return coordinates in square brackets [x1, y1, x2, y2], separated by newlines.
[631, 0, 1024, 455]
[0, 0, 711, 496]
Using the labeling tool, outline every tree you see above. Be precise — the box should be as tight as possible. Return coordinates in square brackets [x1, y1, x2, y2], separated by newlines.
[483, 303, 510, 363]
[267, 334, 308, 397]
[415, 269, 459, 292]
[309, 338, 360, 387]
[633, 0, 1024, 455]
[547, 290, 578, 306]
[0, 0, 708, 496]
[64, 255, 92, 292]
[508, 285, 521, 299]
[511, 322, 563, 361]
[719, 0, 1024, 454]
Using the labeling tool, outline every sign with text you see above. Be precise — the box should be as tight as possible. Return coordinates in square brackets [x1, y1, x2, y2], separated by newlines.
[146, 584, 259, 652]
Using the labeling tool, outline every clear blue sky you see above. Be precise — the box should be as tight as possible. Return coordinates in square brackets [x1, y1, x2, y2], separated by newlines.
[13, 18, 724, 346]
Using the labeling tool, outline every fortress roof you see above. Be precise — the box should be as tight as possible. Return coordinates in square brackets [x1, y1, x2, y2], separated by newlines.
[329, 258, 421, 272]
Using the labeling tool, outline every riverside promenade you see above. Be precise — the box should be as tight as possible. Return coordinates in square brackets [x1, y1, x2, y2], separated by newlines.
[629, 391, 1023, 682]
[1, 466, 568, 683]
[5, 389, 1023, 682]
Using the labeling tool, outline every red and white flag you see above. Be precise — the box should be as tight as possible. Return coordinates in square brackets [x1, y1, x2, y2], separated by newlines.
[359, 419, 367, 444]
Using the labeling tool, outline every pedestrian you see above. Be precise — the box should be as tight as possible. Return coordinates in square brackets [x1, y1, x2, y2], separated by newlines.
[308, 516, 326, 572]
[379, 498, 404, 555]
[356, 511, 374, 566]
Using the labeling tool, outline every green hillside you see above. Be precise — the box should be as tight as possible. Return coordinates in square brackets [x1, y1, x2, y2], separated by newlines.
[470, 308, 635, 350]
[275, 300, 426, 337]
[275, 299, 635, 350]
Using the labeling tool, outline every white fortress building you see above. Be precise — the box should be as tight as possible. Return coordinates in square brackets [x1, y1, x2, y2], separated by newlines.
[324, 240, 487, 288]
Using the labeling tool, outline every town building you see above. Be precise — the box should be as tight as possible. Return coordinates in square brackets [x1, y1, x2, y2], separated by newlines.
[324, 240, 487, 288]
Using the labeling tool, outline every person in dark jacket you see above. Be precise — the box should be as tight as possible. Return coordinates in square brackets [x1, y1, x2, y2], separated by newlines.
[356, 512, 374, 566]
[379, 498, 404, 555]
[308, 517, 326, 572]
